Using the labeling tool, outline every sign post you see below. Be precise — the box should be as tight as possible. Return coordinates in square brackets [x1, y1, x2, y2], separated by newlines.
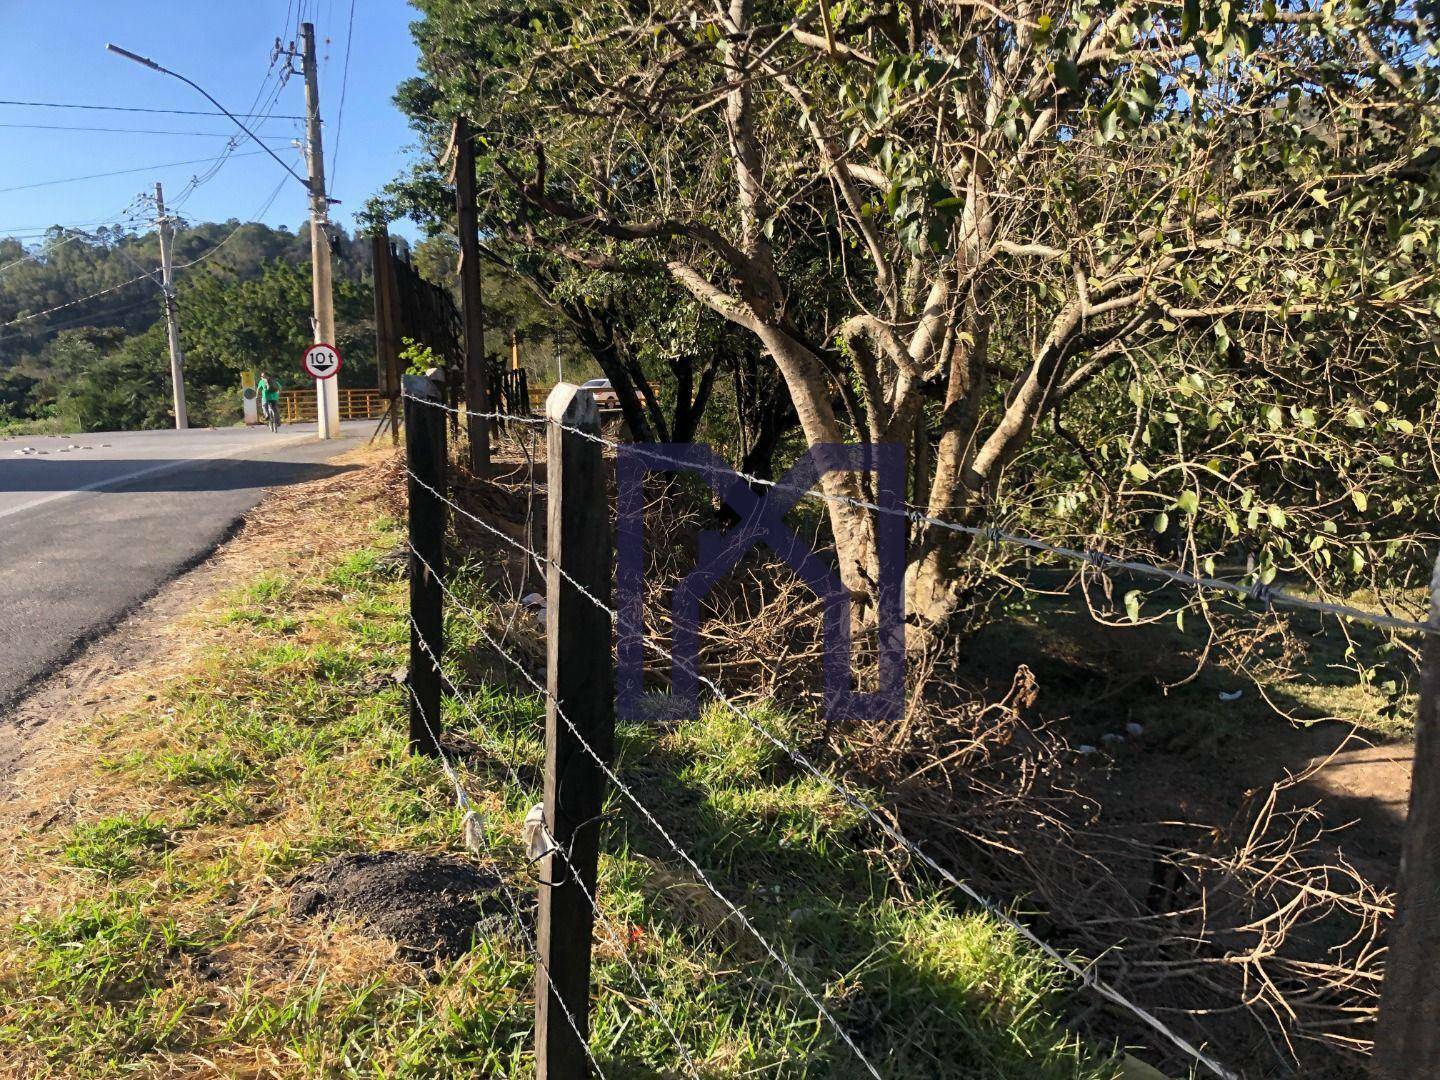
[302, 343, 342, 437]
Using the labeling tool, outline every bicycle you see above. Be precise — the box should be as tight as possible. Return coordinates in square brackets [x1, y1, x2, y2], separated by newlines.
[263, 398, 281, 432]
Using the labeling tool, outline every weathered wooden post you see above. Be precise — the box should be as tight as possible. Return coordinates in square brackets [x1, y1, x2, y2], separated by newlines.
[535, 383, 612, 1079]
[404, 372, 446, 758]
[454, 115, 491, 471]
[1373, 553, 1440, 1077]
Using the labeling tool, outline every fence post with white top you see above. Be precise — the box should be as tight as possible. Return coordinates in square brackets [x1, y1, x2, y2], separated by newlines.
[535, 383, 613, 1079]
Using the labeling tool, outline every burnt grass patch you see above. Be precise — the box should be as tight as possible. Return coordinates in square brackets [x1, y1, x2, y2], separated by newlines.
[289, 851, 522, 962]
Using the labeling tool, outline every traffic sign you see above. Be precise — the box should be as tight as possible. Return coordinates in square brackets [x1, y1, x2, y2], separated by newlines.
[303, 342, 342, 380]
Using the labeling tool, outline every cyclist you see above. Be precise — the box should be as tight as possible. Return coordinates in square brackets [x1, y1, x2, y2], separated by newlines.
[256, 371, 282, 431]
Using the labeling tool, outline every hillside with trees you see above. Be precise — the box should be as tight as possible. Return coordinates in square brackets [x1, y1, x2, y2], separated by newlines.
[0, 221, 377, 431]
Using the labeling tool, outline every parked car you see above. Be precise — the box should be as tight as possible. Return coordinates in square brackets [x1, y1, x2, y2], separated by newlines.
[579, 377, 636, 410]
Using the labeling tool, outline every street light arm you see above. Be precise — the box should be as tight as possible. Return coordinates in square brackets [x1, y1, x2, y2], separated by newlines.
[106, 42, 313, 196]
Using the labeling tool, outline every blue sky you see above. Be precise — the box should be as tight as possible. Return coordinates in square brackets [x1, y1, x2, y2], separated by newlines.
[0, 1, 424, 243]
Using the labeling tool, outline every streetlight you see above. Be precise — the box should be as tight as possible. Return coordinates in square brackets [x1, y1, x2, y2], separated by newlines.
[105, 44, 312, 195]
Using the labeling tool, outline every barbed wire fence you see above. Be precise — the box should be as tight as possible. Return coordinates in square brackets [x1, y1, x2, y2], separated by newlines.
[392, 372, 1438, 1079]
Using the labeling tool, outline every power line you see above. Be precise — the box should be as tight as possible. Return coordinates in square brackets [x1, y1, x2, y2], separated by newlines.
[174, 173, 293, 271]
[0, 197, 152, 276]
[0, 121, 296, 140]
[328, 0, 357, 192]
[0, 98, 304, 119]
[0, 294, 158, 350]
[0, 151, 267, 195]
[0, 273, 154, 329]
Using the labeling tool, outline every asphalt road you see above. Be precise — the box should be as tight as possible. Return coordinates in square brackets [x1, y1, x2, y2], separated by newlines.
[0, 421, 372, 711]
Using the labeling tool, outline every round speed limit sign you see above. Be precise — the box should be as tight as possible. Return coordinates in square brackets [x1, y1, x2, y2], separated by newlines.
[302, 342, 342, 380]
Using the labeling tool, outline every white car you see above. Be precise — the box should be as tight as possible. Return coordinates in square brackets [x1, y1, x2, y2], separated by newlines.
[579, 377, 621, 409]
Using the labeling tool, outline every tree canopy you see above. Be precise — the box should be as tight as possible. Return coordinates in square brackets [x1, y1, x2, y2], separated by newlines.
[401, 0, 1440, 642]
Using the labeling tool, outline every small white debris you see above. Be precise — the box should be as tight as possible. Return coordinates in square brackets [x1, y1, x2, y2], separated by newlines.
[1077, 744, 1098, 755]
[461, 810, 486, 855]
[1218, 689, 1244, 702]
[522, 803, 552, 861]
[1125, 722, 1144, 737]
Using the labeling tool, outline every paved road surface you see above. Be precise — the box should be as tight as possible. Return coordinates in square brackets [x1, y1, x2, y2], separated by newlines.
[0, 422, 373, 711]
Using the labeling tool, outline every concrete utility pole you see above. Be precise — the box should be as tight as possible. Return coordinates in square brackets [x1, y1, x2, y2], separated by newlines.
[301, 21, 340, 439]
[153, 182, 188, 430]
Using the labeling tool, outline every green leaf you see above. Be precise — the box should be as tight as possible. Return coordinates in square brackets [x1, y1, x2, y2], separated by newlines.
[1345, 408, 1366, 428]
[1176, 490, 1199, 515]
[1129, 462, 1152, 482]
[1267, 505, 1286, 528]
[1264, 405, 1283, 430]
[1182, 0, 1200, 40]
[1351, 490, 1368, 513]
[1124, 589, 1143, 623]
[1153, 511, 1170, 534]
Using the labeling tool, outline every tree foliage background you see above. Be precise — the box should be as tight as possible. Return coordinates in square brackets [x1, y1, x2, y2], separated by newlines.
[397, 0, 1440, 660]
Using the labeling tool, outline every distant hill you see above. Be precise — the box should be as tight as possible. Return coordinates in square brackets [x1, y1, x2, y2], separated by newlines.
[0, 221, 381, 431]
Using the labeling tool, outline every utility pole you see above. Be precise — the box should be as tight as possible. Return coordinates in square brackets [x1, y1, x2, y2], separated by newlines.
[301, 21, 340, 439]
[153, 182, 187, 430]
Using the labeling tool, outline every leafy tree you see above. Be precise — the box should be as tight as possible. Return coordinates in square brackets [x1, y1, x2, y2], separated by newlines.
[404, 0, 1440, 636]
[181, 261, 376, 392]
[368, 74, 802, 472]
[56, 324, 174, 431]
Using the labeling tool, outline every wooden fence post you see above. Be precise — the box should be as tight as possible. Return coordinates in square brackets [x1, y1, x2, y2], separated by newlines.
[455, 115, 491, 471]
[1374, 554, 1440, 1077]
[405, 372, 446, 758]
[535, 383, 612, 1079]
[370, 226, 401, 446]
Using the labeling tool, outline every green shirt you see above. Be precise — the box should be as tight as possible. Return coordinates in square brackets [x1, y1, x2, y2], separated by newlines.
[257, 378, 280, 403]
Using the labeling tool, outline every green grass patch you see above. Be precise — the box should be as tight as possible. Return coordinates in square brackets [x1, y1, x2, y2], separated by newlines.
[62, 815, 171, 878]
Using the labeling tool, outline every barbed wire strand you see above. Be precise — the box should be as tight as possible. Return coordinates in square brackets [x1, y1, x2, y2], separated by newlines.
[401, 438, 1240, 1079]
[404, 393, 1437, 639]
[405, 534, 884, 1078]
[404, 672, 609, 1079]
[404, 593, 702, 1077]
